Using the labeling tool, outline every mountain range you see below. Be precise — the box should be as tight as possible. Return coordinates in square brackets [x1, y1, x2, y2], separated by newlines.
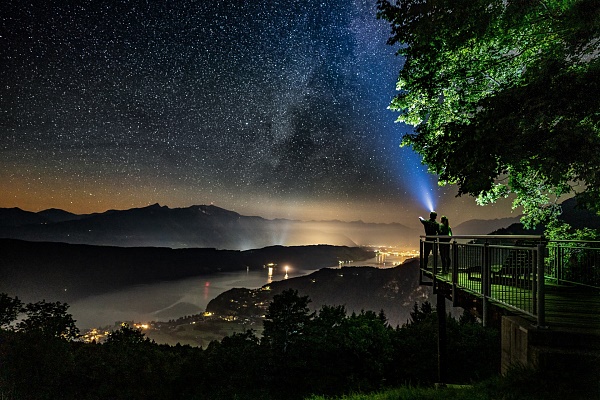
[486, 197, 600, 235]
[452, 216, 522, 235]
[0, 204, 421, 250]
[2, 198, 596, 252]
[0, 203, 543, 251]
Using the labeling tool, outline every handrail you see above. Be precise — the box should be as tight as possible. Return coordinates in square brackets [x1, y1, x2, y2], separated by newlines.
[419, 236, 599, 328]
[420, 235, 546, 241]
[546, 240, 600, 288]
[419, 235, 546, 327]
[549, 239, 600, 244]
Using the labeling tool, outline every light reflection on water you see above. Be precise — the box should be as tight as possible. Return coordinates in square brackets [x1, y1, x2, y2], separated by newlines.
[338, 254, 412, 269]
[69, 255, 414, 329]
[69, 267, 315, 329]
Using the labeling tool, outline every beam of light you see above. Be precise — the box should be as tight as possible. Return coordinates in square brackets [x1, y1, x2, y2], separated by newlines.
[378, 120, 440, 216]
[398, 149, 438, 213]
[414, 173, 436, 212]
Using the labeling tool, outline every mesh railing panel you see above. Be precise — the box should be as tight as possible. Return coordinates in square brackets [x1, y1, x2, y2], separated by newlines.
[421, 237, 540, 317]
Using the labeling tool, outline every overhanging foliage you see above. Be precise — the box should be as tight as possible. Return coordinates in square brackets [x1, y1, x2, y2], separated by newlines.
[377, 0, 600, 227]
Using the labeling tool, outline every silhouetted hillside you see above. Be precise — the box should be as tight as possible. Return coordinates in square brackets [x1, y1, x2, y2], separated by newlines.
[37, 208, 85, 223]
[488, 197, 600, 235]
[0, 207, 49, 227]
[559, 197, 600, 229]
[453, 216, 521, 235]
[0, 238, 373, 304]
[0, 204, 418, 249]
[489, 223, 544, 236]
[207, 259, 430, 328]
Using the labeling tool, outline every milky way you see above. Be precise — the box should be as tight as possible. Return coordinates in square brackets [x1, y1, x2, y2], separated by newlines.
[0, 0, 516, 226]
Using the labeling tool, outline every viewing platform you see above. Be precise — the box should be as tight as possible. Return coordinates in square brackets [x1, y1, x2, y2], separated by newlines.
[419, 235, 600, 378]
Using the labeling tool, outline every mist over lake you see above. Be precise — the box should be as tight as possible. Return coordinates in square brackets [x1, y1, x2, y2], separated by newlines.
[0, 238, 412, 330]
[69, 267, 318, 329]
[69, 254, 410, 329]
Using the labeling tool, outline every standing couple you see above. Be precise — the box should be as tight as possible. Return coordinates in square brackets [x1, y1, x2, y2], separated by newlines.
[419, 211, 452, 273]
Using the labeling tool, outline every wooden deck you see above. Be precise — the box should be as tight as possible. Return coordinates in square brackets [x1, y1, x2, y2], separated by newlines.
[424, 269, 600, 337]
[544, 283, 600, 335]
[420, 237, 600, 381]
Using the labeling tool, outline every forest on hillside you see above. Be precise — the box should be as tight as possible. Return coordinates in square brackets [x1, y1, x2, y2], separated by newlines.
[0, 290, 500, 400]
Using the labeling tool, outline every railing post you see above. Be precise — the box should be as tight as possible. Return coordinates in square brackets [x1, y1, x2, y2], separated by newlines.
[433, 237, 439, 275]
[451, 240, 458, 306]
[420, 238, 424, 269]
[482, 241, 490, 327]
[419, 237, 425, 286]
[437, 289, 447, 383]
[533, 247, 538, 314]
[537, 243, 546, 327]
[557, 243, 562, 285]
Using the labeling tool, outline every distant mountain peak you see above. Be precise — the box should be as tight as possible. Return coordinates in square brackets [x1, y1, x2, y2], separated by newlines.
[37, 208, 81, 223]
[453, 216, 522, 235]
[144, 203, 165, 210]
[0, 207, 49, 227]
[0, 203, 418, 249]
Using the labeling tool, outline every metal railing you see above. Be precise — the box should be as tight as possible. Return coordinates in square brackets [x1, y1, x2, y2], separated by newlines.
[546, 240, 600, 288]
[420, 235, 547, 327]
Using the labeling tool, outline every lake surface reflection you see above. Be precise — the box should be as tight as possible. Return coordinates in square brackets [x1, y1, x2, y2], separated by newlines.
[70, 254, 413, 329]
[70, 267, 316, 329]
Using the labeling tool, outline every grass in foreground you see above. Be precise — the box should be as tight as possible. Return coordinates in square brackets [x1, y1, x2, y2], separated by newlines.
[306, 364, 600, 400]
[306, 385, 485, 400]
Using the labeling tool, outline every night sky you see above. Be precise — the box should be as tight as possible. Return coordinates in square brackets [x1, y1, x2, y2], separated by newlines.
[1, 0, 516, 227]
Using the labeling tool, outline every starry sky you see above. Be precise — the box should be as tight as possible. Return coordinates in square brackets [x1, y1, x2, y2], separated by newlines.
[0, 0, 517, 228]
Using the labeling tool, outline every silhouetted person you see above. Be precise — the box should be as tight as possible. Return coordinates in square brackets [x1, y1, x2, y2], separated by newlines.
[439, 215, 453, 273]
[419, 211, 440, 267]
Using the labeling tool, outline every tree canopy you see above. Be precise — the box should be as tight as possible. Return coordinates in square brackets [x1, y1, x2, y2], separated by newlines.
[377, 0, 600, 227]
[262, 288, 313, 353]
[0, 293, 22, 329]
[17, 300, 80, 340]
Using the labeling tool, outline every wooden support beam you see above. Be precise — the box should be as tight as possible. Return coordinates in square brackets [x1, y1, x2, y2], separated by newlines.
[437, 290, 447, 384]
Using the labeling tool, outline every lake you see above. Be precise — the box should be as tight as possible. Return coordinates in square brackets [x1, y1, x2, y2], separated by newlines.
[69, 254, 411, 329]
[69, 266, 316, 329]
